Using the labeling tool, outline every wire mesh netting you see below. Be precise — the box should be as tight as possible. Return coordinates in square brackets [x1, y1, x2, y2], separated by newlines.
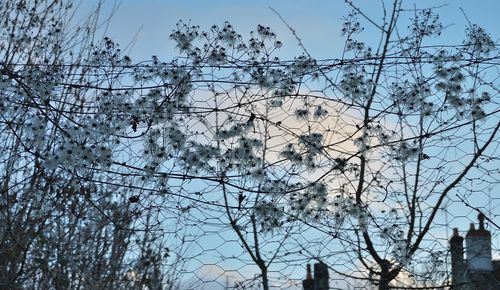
[0, 1, 499, 289]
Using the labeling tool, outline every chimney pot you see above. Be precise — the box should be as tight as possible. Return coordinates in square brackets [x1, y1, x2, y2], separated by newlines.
[306, 263, 313, 280]
[478, 213, 485, 230]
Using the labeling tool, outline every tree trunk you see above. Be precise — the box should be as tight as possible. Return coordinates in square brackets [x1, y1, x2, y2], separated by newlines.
[378, 260, 392, 290]
[378, 278, 390, 290]
[260, 264, 269, 290]
[378, 265, 400, 290]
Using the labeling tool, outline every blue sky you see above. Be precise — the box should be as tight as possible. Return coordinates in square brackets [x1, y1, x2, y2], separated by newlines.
[80, 0, 499, 61]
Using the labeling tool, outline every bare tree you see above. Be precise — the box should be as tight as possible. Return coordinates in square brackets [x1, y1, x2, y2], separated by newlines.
[0, 1, 187, 289]
[153, 3, 499, 288]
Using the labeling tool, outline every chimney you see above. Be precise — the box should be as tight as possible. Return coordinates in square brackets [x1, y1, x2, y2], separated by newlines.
[449, 228, 465, 287]
[302, 262, 329, 290]
[314, 262, 329, 290]
[302, 264, 314, 290]
[465, 214, 493, 272]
